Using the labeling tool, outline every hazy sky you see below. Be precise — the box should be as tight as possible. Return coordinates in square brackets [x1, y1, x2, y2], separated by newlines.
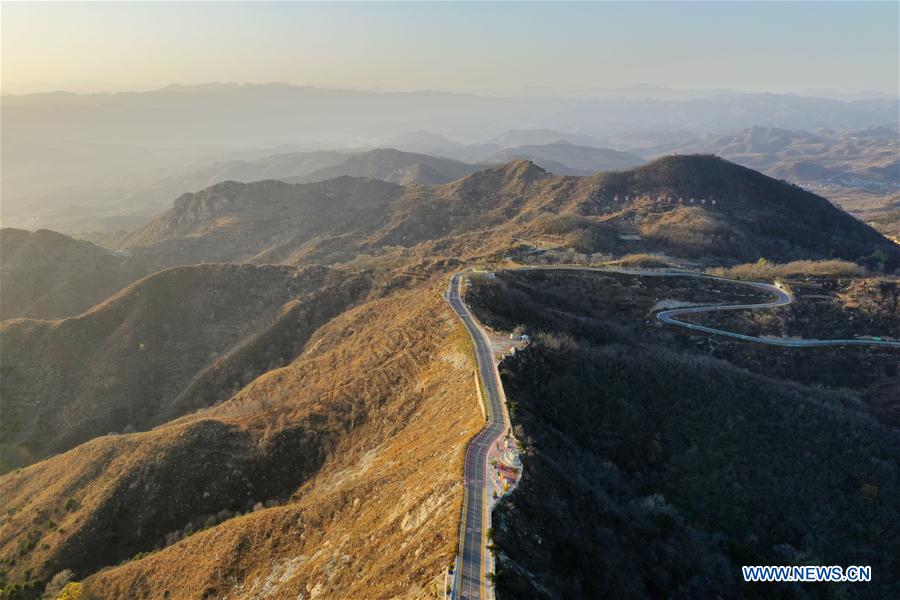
[2, 1, 898, 96]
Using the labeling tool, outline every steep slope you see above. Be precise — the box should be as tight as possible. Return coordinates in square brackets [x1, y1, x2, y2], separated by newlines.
[576, 155, 900, 266]
[113, 156, 899, 272]
[294, 148, 482, 185]
[118, 177, 404, 265]
[467, 269, 900, 599]
[0, 264, 371, 471]
[0, 229, 153, 320]
[367, 160, 556, 249]
[0, 281, 482, 599]
[112, 161, 554, 268]
[4, 155, 900, 599]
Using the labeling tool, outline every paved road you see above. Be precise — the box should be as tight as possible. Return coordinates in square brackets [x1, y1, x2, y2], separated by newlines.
[446, 272, 509, 600]
[575, 267, 900, 348]
[443, 265, 898, 599]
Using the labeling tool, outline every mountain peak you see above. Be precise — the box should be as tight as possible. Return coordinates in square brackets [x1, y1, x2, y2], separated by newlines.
[468, 159, 549, 186]
[499, 158, 548, 179]
[443, 160, 550, 201]
[634, 152, 729, 175]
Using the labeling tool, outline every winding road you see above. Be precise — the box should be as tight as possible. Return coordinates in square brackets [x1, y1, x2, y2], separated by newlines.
[580, 267, 900, 348]
[445, 265, 899, 599]
[446, 272, 510, 600]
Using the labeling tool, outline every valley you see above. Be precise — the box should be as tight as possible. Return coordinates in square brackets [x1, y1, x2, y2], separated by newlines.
[1, 279, 483, 599]
[1, 156, 898, 599]
[64, 155, 900, 272]
[465, 268, 900, 599]
[3, 5, 898, 599]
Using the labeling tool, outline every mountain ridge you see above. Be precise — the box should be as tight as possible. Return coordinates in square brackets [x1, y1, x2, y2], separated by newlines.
[109, 155, 900, 271]
[0, 277, 481, 598]
[0, 228, 154, 320]
[0, 263, 373, 471]
[2, 154, 899, 598]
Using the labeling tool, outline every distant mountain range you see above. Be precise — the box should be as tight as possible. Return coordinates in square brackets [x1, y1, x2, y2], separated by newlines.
[488, 129, 609, 148]
[647, 125, 899, 186]
[2, 143, 644, 235]
[4, 81, 897, 239]
[640, 125, 900, 236]
[484, 142, 643, 175]
[288, 148, 482, 185]
[3, 83, 896, 192]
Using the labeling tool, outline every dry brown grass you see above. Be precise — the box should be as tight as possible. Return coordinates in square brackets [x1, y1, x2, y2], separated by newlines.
[600, 253, 676, 268]
[0, 228, 154, 320]
[706, 259, 867, 281]
[0, 282, 483, 599]
[57, 155, 898, 278]
[0, 264, 367, 472]
[4, 154, 899, 597]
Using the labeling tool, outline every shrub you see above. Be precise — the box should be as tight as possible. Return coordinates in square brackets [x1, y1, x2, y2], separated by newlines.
[55, 583, 82, 600]
[707, 259, 866, 280]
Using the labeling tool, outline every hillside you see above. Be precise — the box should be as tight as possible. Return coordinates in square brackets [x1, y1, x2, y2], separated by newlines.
[0, 264, 372, 471]
[467, 269, 900, 599]
[0, 229, 153, 320]
[187, 150, 351, 184]
[0, 280, 482, 599]
[574, 155, 899, 266]
[679, 125, 829, 155]
[645, 126, 900, 237]
[116, 177, 405, 264]
[2, 156, 899, 599]
[111, 156, 900, 273]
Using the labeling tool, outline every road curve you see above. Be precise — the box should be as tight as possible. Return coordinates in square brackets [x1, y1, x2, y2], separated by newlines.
[443, 266, 898, 599]
[595, 268, 900, 348]
[446, 272, 509, 600]
[518, 266, 900, 348]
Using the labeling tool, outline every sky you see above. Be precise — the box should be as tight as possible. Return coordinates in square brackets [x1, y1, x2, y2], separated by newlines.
[1, 1, 898, 96]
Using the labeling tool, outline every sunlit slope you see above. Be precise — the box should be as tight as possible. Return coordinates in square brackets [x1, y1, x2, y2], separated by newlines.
[115, 156, 899, 270]
[0, 283, 482, 598]
[0, 264, 371, 471]
[0, 228, 153, 320]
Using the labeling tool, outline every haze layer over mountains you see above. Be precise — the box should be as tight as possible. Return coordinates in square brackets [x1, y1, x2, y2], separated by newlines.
[2, 80, 899, 600]
[3, 84, 897, 241]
